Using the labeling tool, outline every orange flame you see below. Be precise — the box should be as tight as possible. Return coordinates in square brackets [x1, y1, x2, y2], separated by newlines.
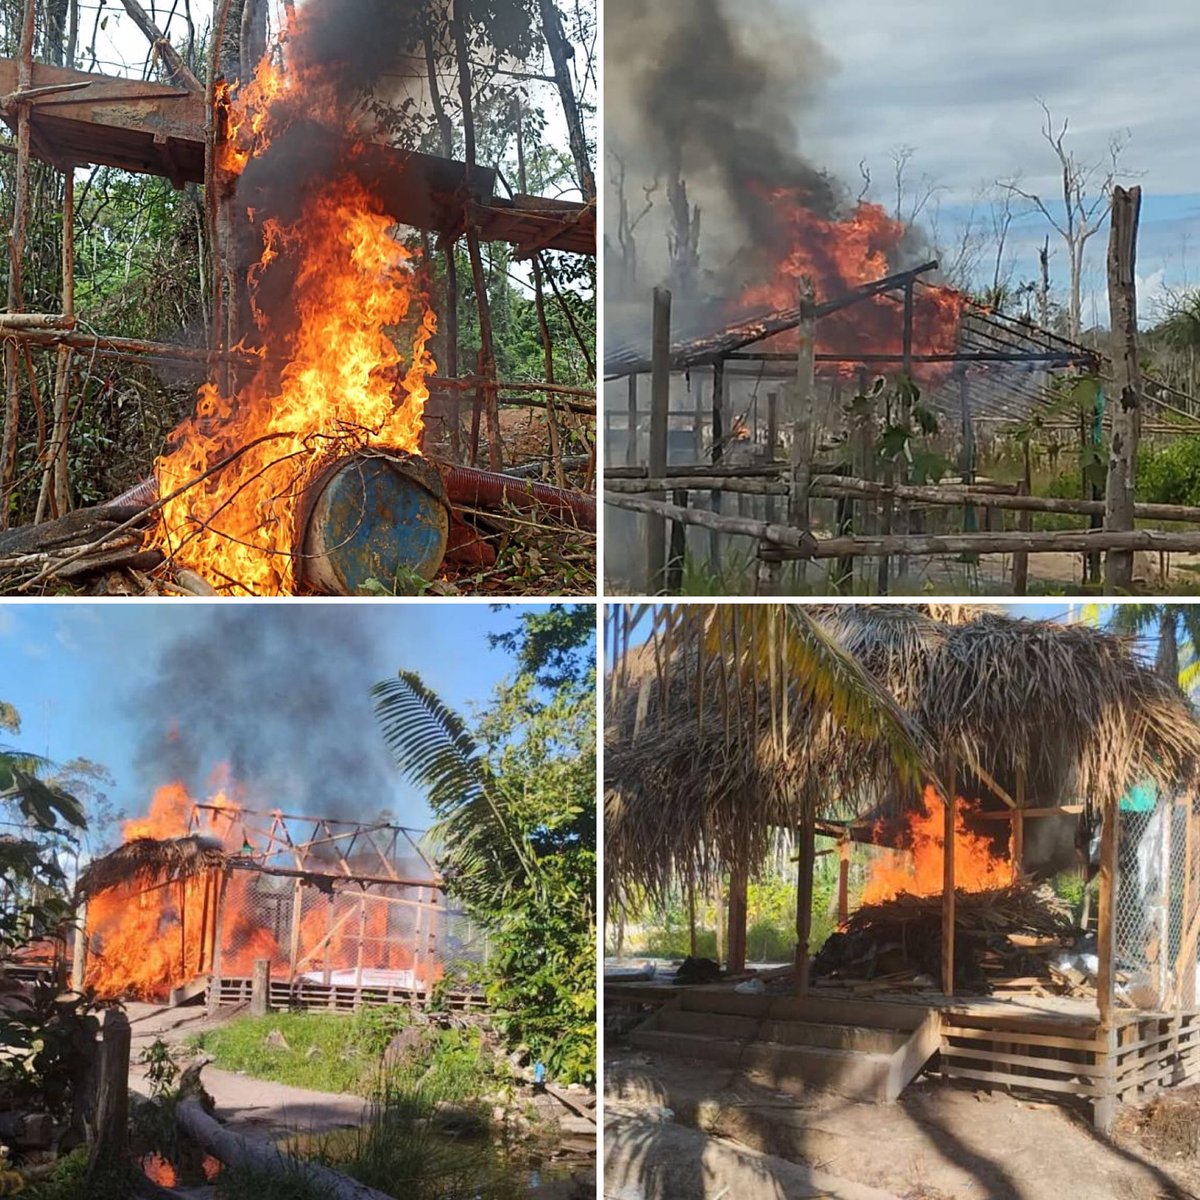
[739, 187, 966, 379]
[151, 18, 437, 595]
[142, 1154, 177, 1187]
[84, 777, 439, 1001]
[860, 785, 1014, 907]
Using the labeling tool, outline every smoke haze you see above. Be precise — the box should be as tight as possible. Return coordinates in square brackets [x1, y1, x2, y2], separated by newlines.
[130, 607, 396, 817]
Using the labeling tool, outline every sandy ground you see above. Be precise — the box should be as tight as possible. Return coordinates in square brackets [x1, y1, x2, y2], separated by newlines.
[605, 1049, 1200, 1200]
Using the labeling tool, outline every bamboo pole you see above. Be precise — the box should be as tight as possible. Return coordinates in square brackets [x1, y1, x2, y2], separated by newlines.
[709, 359, 725, 571]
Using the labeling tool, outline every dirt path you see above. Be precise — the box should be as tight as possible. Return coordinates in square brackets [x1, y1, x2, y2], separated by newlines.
[124, 1002, 367, 1140]
[607, 1050, 1200, 1200]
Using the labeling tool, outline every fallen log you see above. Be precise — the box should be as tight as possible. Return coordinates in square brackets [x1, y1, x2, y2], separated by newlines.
[0, 503, 148, 558]
[176, 1095, 393, 1200]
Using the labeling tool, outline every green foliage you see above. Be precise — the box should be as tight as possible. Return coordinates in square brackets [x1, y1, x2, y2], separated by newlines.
[373, 628, 596, 1084]
[487, 603, 594, 689]
[1136, 436, 1200, 508]
[139, 1037, 181, 1098]
[23, 1148, 135, 1200]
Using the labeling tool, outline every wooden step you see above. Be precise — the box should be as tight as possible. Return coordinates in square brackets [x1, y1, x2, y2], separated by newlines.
[632, 998, 943, 1104]
[628, 1028, 898, 1102]
[657, 1008, 908, 1054]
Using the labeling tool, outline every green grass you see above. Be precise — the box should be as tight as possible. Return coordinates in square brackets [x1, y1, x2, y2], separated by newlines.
[188, 1007, 413, 1095]
[188, 1008, 504, 1102]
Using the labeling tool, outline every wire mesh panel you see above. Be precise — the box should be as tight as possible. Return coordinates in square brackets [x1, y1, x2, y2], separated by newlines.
[215, 869, 487, 995]
[1115, 796, 1200, 1012]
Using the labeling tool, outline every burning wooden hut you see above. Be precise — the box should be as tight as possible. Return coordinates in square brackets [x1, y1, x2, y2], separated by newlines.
[74, 782, 483, 1012]
[605, 605, 1200, 1127]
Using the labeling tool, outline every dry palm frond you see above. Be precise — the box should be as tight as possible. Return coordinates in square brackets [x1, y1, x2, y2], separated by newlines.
[77, 835, 226, 898]
[606, 605, 1200, 905]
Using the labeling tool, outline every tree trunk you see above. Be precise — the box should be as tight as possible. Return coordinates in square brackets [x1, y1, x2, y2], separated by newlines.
[1103, 185, 1143, 591]
[537, 0, 595, 203]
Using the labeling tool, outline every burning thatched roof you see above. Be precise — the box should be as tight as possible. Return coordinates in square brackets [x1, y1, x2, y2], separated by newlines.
[77, 835, 227, 899]
[605, 606, 1200, 900]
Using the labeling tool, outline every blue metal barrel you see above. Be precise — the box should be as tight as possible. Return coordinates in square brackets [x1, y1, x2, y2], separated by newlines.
[297, 450, 449, 594]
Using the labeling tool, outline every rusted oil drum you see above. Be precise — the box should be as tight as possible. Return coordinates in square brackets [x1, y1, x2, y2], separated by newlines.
[297, 450, 449, 594]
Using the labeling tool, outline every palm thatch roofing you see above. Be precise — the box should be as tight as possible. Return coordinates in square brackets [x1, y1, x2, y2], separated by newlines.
[76, 835, 227, 899]
[605, 606, 1200, 901]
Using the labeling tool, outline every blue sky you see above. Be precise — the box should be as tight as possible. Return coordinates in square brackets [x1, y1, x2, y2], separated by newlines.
[0, 602, 580, 839]
[798, 0, 1200, 316]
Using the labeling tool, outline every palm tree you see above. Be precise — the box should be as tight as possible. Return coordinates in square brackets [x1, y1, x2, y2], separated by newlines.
[1107, 605, 1200, 695]
[0, 700, 85, 832]
[609, 603, 932, 781]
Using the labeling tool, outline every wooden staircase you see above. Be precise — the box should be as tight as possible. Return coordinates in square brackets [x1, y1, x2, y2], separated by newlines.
[629, 989, 941, 1103]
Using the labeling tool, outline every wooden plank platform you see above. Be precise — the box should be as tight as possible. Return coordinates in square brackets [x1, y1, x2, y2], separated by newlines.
[209, 974, 486, 1012]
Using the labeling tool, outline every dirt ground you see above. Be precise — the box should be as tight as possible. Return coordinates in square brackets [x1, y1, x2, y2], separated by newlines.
[126, 1001, 369, 1139]
[605, 1048, 1200, 1200]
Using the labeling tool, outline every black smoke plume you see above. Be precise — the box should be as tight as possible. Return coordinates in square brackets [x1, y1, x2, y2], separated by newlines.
[131, 607, 397, 817]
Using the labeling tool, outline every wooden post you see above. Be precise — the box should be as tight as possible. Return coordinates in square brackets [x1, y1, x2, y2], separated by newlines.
[71, 900, 88, 992]
[1103, 185, 1143, 591]
[709, 359, 725, 571]
[89, 1009, 130, 1172]
[250, 957, 270, 1016]
[838, 838, 850, 926]
[795, 809, 816, 995]
[1097, 793, 1119, 1029]
[789, 279, 817, 592]
[726, 860, 748, 974]
[1, 0, 36, 528]
[354, 894, 368, 996]
[1012, 767, 1025, 873]
[1182, 798, 1197, 1007]
[207, 869, 230, 1016]
[942, 770, 957, 996]
[322, 894, 336, 987]
[687, 878, 698, 959]
[288, 877, 304, 983]
[1095, 791, 1120, 1131]
[897, 280, 915, 580]
[758, 390, 781, 593]
[625, 374, 638, 467]
[647, 287, 671, 592]
[1159, 796, 1172, 1008]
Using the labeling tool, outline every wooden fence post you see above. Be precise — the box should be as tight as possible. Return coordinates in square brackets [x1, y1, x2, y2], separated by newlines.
[89, 1009, 130, 1172]
[647, 287, 671, 591]
[1103, 185, 1143, 591]
[251, 957, 270, 1017]
[72, 901, 88, 993]
[795, 808, 816, 995]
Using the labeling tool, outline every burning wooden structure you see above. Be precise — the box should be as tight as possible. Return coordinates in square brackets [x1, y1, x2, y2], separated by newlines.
[74, 785, 484, 1012]
[0, 0, 596, 595]
[605, 605, 1200, 1128]
[604, 263, 1200, 594]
